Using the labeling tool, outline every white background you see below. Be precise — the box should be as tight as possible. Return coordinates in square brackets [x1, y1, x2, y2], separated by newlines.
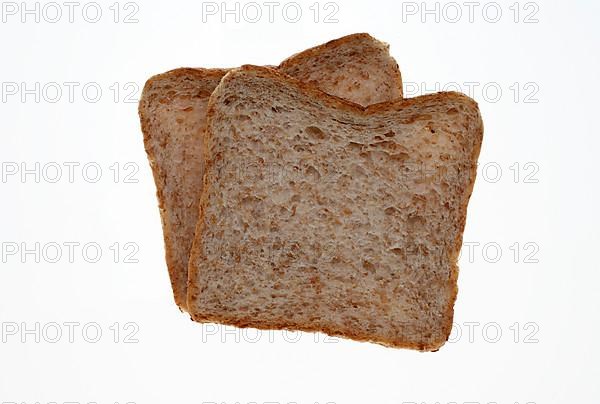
[1, 0, 598, 403]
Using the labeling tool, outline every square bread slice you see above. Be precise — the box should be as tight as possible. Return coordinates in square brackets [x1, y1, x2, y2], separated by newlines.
[139, 33, 403, 310]
[187, 65, 483, 351]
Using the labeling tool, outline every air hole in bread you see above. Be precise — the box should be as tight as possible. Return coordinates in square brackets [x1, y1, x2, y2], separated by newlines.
[305, 126, 326, 139]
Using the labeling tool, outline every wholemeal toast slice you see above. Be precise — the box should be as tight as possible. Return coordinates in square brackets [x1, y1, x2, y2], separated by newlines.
[139, 34, 403, 310]
[187, 65, 483, 351]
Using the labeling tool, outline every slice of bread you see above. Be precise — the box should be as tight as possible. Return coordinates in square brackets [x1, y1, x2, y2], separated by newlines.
[139, 34, 402, 310]
[187, 65, 483, 351]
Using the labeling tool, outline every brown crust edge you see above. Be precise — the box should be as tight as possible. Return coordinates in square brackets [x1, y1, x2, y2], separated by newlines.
[188, 65, 483, 351]
[138, 67, 229, 310]
[278, 33, 403, 98]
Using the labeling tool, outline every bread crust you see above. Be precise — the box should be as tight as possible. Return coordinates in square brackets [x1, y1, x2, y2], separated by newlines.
[188, 65, 483, 351]
[278, 33, 403, 104]
[139, 68, 228, 309]
[139, 34, 404, 311]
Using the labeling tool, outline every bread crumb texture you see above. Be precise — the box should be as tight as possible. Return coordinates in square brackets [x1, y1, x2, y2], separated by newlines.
[139, 33, 403, 311]
[188, 66, 483, 351]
